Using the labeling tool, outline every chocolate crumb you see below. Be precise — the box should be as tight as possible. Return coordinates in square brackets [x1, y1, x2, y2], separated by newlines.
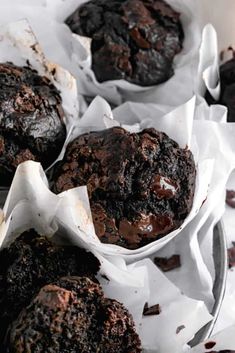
[228, 245, 235, 268]
[154, 255, 181, 272]
[143, 302, 161, 316]
[226, 190, 235, 208]
[176, 325, 185, 334]
[205, 342, 216, 350]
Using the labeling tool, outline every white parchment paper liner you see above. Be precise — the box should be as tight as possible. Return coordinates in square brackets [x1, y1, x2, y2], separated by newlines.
[0, 160, 212, 353]
[0, 18, 79, 187]
[39, 0, 201, 106]
[197, 24, 220, 101]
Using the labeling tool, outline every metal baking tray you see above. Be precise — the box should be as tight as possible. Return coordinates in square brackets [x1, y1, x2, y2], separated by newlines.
[189, 220, 228, 346]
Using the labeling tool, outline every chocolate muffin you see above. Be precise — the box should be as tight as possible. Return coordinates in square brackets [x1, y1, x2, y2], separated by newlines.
[205, 57, 235, 122]
[66, 0, 184, 86]
[0, 62, 66, 185]
[8, 276, 141, 353]
[53, 126, 196, 249]
[0, 230, 100, 348]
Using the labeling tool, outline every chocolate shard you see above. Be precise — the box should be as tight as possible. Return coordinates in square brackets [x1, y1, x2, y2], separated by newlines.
[204, 341, 216, 350]
[154, 254, 181, 272]
[176, 325, 185, 334]
[227, 245, 235, 268]
[226, 190, 235, 208]
[143, 302, 161, 316]
[65, 0, 184, 87]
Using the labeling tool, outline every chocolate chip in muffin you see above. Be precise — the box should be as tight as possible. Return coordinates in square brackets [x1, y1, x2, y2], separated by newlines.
[52, 126, 196, 249]
[66, 0, 184, 86]
[0, 62, 66, 185]
[8, 276, 141, 353]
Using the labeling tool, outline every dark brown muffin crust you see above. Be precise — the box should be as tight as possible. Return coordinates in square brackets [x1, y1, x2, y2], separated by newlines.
[0, 230, 100, 348]
[0, 63, 66, 185]
[205, 57, 235, 122]
[8, 276, 141, 353]
[53, 126, 196, 249]
[66, 0, 184, 86]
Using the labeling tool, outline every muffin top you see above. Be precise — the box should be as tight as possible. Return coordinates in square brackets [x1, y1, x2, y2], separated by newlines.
[66, 0, 184, 86]
[0, 229, 100, 348]
[53, 126, 196, 249]
[0, 63, 66, 185]
[9, 276, 141, 353]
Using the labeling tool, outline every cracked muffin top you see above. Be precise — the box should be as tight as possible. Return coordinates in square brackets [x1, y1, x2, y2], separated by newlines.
[66, 0, 184, 86]
[0, 229, 100, 349]
[53, 126, 196, 249]
[8, 276, 141, 353]
[0, 62, 66, 185]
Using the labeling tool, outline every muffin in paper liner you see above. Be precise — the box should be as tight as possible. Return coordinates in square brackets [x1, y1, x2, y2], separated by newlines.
[45, 94, 235, 263]
[41, 0, 201, 106]
[0, 160, 212, 353]
[0, 18, 79, 192]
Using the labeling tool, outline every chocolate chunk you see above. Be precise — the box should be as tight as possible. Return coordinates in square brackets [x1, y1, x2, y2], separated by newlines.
[143, 302, 161, 316]
[0, 230, 100, 349]
[0, 63, 66, 185]
[228, 244, 235, 268]
[65, 0, 184, 86]
[8, 277, 142, 353]
[52, 127, 196, 249]
[205, 342, 216, 350]
[176, 325, 185, 334]
[154, 254, 181, 272]
[226, 190, 235, 208]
